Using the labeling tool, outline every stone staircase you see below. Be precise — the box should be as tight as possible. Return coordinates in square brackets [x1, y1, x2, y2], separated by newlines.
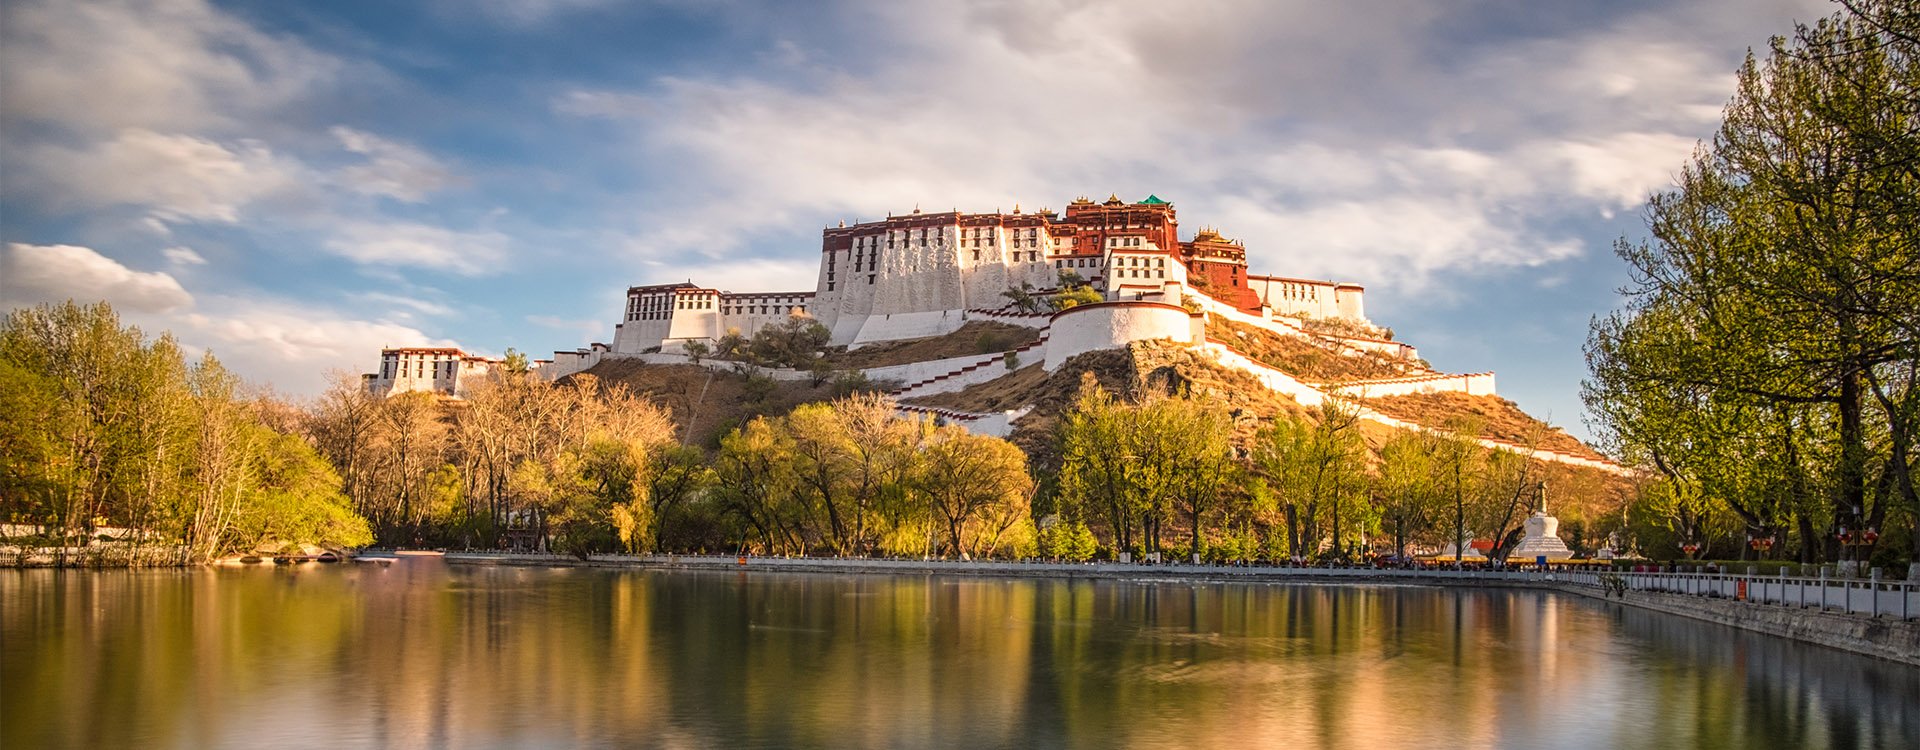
[888, 331, 1049, 400]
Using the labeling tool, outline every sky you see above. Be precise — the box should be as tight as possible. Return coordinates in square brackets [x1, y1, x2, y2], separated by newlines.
[0, 0, 1838, 439]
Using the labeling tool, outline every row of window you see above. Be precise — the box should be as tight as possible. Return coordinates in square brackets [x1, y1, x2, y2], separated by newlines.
[723, 305, 808, 316]
[380, 359, 454, 379]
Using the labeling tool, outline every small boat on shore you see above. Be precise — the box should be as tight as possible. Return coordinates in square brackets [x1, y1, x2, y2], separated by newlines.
[394, 550, 446, 557]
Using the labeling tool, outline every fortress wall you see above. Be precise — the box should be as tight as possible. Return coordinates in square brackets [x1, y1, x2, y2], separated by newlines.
[1044, 301, 1197, 370]
[895, 405, 1027, 439]
[843, 309, 971, 348]
[870, 225, 966, 316]
[612, 315, 673, 354]
[958, 229, 1012, 311]
[715, 294, 814, 340]
[1331, 336, 1418, 360]
[1335, 284, 1366, 320]
[1324, 371, 1496, 398]
[545, 347, 608, 380]
[963, 309, 1052, 329]
[1199, 340, 1618, 473]
[891, 353, 1030, 398]
[860, 349, 1013, 386]
[629, 352, 815, 380]
[812, 246, 846, 332]
[1196, 341, 1329, 406]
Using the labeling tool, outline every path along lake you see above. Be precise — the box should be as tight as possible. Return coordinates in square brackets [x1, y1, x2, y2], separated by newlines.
[4, 561, 1917, 749]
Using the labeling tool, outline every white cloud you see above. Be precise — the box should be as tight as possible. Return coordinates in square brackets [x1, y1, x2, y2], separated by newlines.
[0, 242, 455, 394]
[0, 0, 342, 134]
[322, 221, 510, 276]
[177, 296, 453, 392]
[23, 129, 299, 223]
[349, 291, 456, 319]
[331, 126, 453, 203]
[456, 0, 637, 26]
[552, 89, 656, 119]
[2, 242, 195, 313]
[561, 0, 1826, 292]
[163, 246, 207, 266]
[641, 257, 820, 295]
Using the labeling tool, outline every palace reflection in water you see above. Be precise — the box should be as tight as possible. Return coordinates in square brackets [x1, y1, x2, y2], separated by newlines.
[3, 563, 1915, 749]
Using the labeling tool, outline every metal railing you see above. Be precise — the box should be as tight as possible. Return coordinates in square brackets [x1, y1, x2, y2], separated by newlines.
[1558, 569, 1919, 620]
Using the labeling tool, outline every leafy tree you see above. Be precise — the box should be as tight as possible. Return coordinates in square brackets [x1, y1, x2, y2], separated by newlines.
[1375, 430, 1442, 559]
[1048, 286, 1104, 311]
[1002, 282, 1043, 313]
[748, 314, 831, 369]
[1038, 518, 1097, 562]
[0, 302, 376, 563]
[913, 425, 1032, 558]
[1586, 5, 1920, 567]
[1252, 401, 1366, 561]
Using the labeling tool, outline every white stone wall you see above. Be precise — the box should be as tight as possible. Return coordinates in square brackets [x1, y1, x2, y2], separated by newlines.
[1322, 372, 1497, 398]
[895, 405, 1031, 439]
[545, 343, 612, 380]
[843, 309, 971, 348]
[664, 289, 721, 346]
[1196, 341, 1331, 406]
[861, 350, 1013, 387]
[716, 293, 813, 339]
[1334, 283, 1365, 320]
[963, 308, 1052, 329]
[890, 353, 1028, 398]
[614, 288, 681, 354]
[1043, 301, 1199, 370]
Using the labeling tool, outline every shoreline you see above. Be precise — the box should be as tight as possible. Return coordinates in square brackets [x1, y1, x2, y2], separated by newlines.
[442, 552, 1920, 667]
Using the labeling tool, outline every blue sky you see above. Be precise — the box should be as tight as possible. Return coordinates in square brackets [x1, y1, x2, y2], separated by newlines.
[0, 0, 1835, 439]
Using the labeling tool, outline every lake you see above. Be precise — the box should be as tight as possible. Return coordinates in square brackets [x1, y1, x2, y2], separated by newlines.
[3, 561, 1916, 749]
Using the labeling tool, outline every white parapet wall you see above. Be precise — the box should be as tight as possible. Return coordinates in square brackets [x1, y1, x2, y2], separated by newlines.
[862, 350, 1015, 387]
[963, 308, 1054, 329]
[1321, 371, 1496, 398]
[1043, 301, 1201, 370]
[896, 405, 1032, 439]
[1197, 340, 1330, 406]
[842, 309, 972, 349]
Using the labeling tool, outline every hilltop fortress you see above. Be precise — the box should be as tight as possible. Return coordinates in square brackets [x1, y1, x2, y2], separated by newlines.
[361, 194, 1617, 472]
[610, 194, 1367, 354]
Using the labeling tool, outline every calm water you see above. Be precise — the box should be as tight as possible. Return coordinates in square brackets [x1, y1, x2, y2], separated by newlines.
[3, 562, 1917, 749]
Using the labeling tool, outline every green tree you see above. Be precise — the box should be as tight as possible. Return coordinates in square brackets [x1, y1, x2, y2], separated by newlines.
[1586, 5, 1920, 568]
[1252, 401, 1366, 561]
[913, 425, 1032, 558]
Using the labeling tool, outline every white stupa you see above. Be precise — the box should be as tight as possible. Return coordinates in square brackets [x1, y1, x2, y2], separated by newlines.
[1510, 485, 1574, 561]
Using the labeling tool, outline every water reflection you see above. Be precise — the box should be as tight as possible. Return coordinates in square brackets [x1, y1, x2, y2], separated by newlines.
[3, 565, 1915, 749]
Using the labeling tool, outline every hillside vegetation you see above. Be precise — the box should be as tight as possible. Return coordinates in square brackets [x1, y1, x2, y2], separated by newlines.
[1361, 391, 1602, 461]
[822, 321, 1040, 370]
[567, 360, 872, 447]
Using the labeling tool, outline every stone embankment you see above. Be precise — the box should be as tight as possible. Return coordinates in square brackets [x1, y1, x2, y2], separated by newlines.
[443, 552, 1920, 665]
[1552, 584, 1920, 666]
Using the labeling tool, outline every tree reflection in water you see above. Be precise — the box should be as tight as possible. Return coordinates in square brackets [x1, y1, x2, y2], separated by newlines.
[3, 565, 1915, 749]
